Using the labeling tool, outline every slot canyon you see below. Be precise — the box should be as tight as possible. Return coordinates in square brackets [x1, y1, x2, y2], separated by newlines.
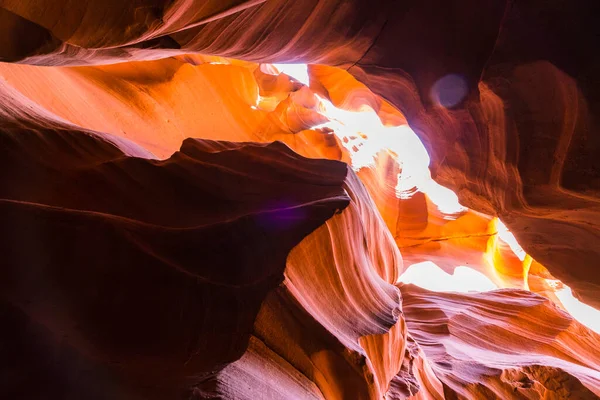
[1, 1, 600, 399]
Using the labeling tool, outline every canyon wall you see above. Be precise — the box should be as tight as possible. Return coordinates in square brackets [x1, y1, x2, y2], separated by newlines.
[1, 1, 599, 399]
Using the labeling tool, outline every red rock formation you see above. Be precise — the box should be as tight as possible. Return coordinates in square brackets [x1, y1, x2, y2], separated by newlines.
[0, 89, 349, 397]
[1, 1, 600, 399]
[401, 284, 600, 399]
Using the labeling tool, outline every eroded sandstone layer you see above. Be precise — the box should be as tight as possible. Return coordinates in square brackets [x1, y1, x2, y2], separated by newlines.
[1, 1, 600, 399]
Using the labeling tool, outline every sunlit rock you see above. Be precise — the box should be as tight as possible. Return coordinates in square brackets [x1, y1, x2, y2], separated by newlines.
[2, 1, 600, 398]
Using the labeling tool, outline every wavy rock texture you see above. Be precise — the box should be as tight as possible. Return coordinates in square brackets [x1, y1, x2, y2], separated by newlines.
[345, 1, 600, 308]
[197, 167, 406, 399]
[2, 0, 600, 399]
[401, 284, 600, 399]
[1, 1, 599, 305]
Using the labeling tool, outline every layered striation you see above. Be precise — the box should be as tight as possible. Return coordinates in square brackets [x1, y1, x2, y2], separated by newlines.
[1, 0, 600, 398]
[402, 284, 600, 399]
[196, 164, 406, 399]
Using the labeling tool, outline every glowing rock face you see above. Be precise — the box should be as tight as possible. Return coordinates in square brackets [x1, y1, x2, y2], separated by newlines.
[2, 55, 600, 400]
[2, 1, 600, 399]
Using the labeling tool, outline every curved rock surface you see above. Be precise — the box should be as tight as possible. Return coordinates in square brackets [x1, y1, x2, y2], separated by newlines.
[3, 0, 597, 306]
[2, 0, 600, 399]
[401, 284, 600, 399]
[195, 165, 406, 399]
[0, 94, 349, 397]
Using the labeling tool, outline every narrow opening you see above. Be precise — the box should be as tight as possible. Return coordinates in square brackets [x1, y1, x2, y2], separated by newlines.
[272, 62, 600, 334]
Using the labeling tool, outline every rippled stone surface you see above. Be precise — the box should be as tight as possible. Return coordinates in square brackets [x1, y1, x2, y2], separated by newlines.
[2, 1, 600, 398]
